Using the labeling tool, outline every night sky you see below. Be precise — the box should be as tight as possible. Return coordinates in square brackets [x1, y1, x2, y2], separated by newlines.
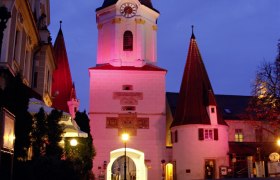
[49, 0, 280, 112]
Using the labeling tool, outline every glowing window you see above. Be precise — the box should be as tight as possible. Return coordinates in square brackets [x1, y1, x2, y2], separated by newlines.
[235, 129, 243, 142]
[123, 31, 133, 51]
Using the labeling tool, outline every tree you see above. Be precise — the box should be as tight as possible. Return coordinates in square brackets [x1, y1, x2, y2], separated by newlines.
[248, 40, 280, 130]
[45, 109, 64, 158]
[32, 108, 48, 159]
[64, 110, 96, 180]
[31, 108, 64, 159]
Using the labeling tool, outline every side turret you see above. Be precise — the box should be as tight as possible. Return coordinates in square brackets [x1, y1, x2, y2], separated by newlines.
[67, 83, 80, 118]
[171, 27, 228, 179]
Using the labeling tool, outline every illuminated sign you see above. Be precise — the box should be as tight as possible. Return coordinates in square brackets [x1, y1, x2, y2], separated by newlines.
[1, 108, 15, 151]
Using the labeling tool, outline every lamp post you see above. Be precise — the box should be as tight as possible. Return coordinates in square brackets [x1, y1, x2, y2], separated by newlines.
[0, 6, 11, 56]
[122, 133, 129, 180]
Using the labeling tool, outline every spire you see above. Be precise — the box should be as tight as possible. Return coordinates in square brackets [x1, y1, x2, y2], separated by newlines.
[171, 29, 226, 127]
[52, 22, 73, 112]
[191, 25, 195, 39]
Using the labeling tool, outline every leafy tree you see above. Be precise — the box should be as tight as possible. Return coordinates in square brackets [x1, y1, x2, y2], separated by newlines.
[247, 40, 280, 131]
[45, 109, 64, 158]
[32, 108, 48, 159]
[31, 108, 64, 159]
[64, 110, 96, 179]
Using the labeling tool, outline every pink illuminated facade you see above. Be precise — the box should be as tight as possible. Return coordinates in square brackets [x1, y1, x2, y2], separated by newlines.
[89, 0, 229, 179]
[89, 0, 167, 179]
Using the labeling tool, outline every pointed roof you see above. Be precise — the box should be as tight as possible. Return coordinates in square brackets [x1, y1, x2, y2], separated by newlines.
[52, 22, 73, 112]
[171, 29, 227, 127]
[96, 0, 158, 12]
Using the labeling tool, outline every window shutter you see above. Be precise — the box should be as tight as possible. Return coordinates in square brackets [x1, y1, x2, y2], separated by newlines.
[214, 128, 218, 140]
[198, 128, 204, 140]
[175, 130, 178, 143]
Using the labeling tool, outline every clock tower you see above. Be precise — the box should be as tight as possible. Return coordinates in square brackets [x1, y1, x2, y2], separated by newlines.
[89, 0, 167, 179]
[95, 0, 159, 67]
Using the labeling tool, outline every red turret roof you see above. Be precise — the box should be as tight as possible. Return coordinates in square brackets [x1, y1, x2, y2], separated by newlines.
[171, 32, 226, 127]
[52, 26, 73, 112]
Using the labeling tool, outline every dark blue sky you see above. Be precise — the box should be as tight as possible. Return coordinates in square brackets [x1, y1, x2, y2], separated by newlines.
[49, 0, 280, 112]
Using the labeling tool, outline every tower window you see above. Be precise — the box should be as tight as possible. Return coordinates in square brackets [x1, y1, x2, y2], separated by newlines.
[123, 31, 133, 51]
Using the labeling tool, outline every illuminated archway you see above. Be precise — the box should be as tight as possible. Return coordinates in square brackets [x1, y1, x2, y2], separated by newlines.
[107, 148, 147, 180]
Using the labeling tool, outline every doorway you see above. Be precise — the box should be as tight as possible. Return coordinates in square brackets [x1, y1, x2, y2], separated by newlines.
[205, 159, 215, 179]
[111, 155, 136, 180]
[106, 148, 147, 180]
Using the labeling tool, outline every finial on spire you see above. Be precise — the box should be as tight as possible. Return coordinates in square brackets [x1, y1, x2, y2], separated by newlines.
[191, 25, 196, 39]
[59, 20, 62, 30]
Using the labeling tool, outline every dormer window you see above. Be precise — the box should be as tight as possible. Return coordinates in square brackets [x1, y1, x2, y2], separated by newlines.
[123, 31, 133, 51]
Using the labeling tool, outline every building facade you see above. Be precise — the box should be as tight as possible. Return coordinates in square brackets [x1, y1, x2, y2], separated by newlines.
[0, 0, 54, 106]
[0, 0, 83, 167]
[89, 0, 229, 179]
[89, 0, 280, 179]
[89, 0, 167, 179]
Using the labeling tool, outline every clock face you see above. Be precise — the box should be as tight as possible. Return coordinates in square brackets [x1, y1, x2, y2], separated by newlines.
[120, 3, 137, 18]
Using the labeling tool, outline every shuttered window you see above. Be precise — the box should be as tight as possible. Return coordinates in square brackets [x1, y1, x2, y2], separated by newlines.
[199, 128, 218, 141]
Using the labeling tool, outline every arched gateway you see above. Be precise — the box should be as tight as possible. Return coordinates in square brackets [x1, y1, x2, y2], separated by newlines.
[107, 148, 147, 180]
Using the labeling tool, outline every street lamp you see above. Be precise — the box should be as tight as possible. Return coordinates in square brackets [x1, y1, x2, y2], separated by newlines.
[70, 138, 78, 147]
[122, 133, 129, 180]
[277, 138, 280, 146]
